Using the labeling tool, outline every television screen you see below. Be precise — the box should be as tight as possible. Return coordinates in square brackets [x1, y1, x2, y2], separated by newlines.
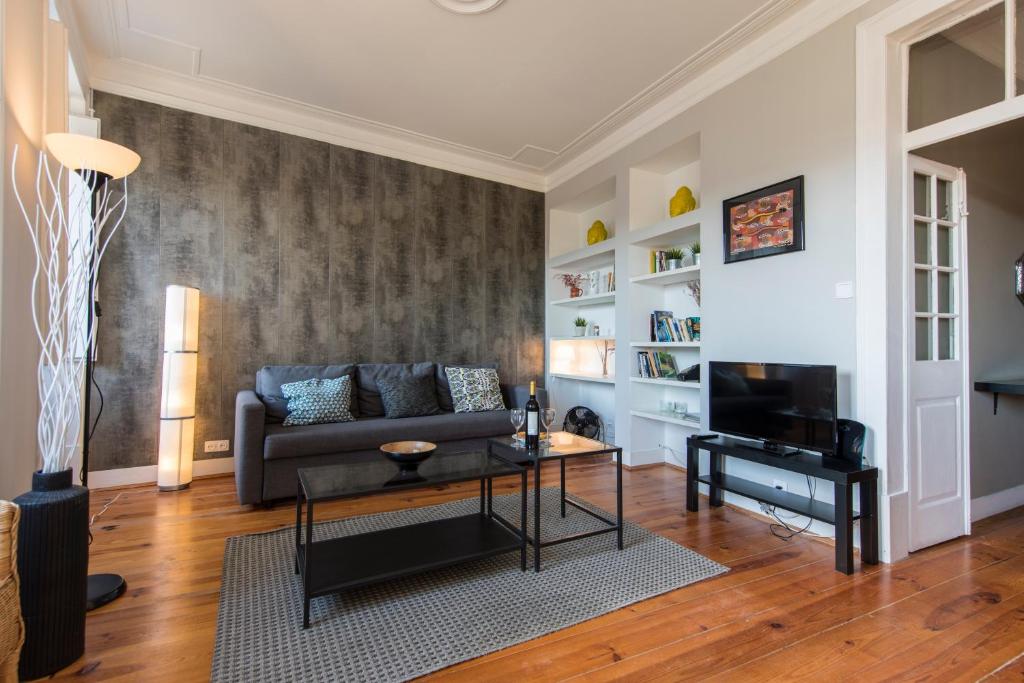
[709, 362, 837, 454]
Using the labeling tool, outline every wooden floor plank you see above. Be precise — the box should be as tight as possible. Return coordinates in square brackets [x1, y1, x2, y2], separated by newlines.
[48, 462, 1024, 682]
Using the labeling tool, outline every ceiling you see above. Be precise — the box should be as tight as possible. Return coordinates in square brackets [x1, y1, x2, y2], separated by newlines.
[65, 0, 813, 189]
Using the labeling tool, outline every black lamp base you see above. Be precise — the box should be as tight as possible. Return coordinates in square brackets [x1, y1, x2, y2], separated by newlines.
[87, 573, 126, 611]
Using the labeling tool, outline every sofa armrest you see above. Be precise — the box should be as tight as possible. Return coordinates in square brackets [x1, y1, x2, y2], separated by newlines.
[234, 390, 266, 505]
[505, 384, 550, 411]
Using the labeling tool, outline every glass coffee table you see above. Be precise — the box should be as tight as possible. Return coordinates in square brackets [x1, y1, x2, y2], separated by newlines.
[295, 450, 527, 628]
[487, 432, 624, 571]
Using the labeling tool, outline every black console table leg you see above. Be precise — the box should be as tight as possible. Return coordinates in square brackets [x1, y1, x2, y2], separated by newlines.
[709, 453, 724, 507]
[520, 468, 528, 572]
[835, 482, 854, 575]
[560, 456, 566, 518]
[860, 478, 879, 565]
[686, 444, 698, 512]
[533, 457, 542, 572]
[616, 448, 624, 550]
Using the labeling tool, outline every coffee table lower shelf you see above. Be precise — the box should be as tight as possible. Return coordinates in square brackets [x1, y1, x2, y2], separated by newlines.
[296, 513, 522, 625]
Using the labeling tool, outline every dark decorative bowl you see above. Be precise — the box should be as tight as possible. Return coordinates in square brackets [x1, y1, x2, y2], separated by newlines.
[380, 441, 437, 471]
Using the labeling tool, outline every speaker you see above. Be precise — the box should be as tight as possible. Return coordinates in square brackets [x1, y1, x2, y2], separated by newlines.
[836, 419, 866, 466]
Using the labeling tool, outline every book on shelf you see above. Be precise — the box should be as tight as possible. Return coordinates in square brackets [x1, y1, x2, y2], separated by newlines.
[648, 311, 701, 343]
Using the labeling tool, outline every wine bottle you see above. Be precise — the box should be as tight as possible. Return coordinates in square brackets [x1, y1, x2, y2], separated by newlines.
[525, 380, 540, 450]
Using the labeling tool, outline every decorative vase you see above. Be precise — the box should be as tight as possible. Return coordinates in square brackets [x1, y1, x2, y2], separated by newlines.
[692, 254, 701, 267]
[667, 259, 683, 270]
[14, 469, 89, 680]
[570, 285, 583, 298]
[574, 326, 586, 337]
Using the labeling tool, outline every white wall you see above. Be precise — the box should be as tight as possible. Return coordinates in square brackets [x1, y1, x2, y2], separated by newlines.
[0, 0, 64, 500]
[916, 119, 1024, 507]
[547, 1, 889, 536]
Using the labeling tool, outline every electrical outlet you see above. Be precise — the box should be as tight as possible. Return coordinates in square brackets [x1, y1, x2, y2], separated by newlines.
[772, 479, 787, 492]
[204, 439, 230, 453]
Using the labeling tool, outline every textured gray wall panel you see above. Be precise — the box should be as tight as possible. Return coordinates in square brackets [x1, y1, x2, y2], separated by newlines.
[91, 92, 544, 470]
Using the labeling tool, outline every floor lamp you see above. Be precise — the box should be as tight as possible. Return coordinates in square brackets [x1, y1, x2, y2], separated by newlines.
[35, 133, 141, 611]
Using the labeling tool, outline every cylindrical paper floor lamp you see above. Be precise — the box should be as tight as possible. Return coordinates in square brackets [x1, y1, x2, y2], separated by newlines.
[158, 285, 200, 491]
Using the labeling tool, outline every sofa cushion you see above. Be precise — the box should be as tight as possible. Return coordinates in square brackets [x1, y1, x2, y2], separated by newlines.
[256, 364, 358, 421]
[446, 367, 505, 413]
[435, 362, 498, 412]
[377, 373, 440, 419]
[263, 410, 512, 461]
[281, 376, 354, 426]
[356, 362, 435, 418]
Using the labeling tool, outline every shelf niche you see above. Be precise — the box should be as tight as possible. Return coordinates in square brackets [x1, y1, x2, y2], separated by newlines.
[549, 176, 616, 260]
[628, 133, 701, 232]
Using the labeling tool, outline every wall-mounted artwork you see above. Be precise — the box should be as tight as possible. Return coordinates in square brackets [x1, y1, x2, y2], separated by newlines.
[722, 176, 805, 264]
[1015, 252, 1024, 307]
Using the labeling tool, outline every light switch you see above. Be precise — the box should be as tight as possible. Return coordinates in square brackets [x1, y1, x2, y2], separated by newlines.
[835, 281, 854, 299]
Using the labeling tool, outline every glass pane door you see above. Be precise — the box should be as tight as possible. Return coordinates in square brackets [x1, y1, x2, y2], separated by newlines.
[911, 169, 961, 362]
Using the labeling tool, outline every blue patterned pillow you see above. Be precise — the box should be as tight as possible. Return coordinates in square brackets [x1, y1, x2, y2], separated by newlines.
[281, 376, 354, 426]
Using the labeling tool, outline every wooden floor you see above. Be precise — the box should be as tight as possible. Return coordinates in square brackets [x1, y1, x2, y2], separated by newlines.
[56, 460, 1024, 682]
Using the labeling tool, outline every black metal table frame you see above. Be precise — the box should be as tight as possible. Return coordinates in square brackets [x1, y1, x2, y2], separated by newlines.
[295, 459, 528, 628]
[487, 439, 624, 571]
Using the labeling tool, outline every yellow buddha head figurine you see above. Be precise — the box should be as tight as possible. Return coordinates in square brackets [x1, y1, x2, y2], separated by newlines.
[587, 219, 608, 245]
[669, 186, 697, 217]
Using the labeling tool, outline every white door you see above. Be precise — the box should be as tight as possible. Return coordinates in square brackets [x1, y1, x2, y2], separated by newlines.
[907, 155, 970, 552]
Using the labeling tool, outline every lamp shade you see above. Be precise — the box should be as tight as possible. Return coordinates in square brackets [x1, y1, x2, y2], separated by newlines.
[158, 285, 200, 491]
[44, 133, 141, 179]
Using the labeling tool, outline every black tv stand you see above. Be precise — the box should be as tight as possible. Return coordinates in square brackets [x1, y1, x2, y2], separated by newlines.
[762, 440, 801, 456]
[685, 435, 879, 574]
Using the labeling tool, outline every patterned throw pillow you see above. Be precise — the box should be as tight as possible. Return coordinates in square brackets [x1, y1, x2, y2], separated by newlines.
[377, 374, 441, 419]
[445, 367, 505, 413]
[281, 376, 354, 426]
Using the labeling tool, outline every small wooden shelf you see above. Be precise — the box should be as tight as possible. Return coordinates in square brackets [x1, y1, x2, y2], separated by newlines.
[630, 409, 701, 428]
[630, 377, 701, 389]
[550, 335, 616, 342]
[551, 372, 615, 384]
[551, 292, 616, 307]
[548, 239, 617, 271]
[629, 266, 700, 286]
[629, 209, 704, 248]
[630, 341, 699, 348]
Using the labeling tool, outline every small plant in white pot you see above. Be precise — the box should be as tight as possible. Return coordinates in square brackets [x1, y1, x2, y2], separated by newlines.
[573, 316, 588, 337]
[665, 248, 685, 270]
[689, 240, 701, 267]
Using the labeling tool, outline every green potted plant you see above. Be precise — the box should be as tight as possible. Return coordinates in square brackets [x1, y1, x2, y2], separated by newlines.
[573, 316, 588, 337]
[665, 247, 685, 270]
[689, 240, 701, 267]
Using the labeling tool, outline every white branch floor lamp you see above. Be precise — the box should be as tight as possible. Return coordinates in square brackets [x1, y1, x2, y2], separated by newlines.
[12, 132, 141, 612]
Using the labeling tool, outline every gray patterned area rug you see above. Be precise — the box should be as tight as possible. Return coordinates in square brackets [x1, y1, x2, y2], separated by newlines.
[211, 488, 727, 682]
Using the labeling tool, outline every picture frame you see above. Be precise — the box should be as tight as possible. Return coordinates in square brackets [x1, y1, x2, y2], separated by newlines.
[722, 175, 805, 264]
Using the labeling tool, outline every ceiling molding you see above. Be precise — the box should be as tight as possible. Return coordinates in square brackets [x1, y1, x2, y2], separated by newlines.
[69, 0, 874, 192]
[545, 0, 875, 189]
[89, 58, 548, 190]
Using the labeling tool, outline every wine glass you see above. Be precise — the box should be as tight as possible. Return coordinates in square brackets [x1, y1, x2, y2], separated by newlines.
[541, 408, 556, 442]
[510, 409, 525, 441]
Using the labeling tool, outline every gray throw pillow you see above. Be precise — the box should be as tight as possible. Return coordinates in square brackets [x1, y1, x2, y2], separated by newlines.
[445, 367, 505, 413]
[281, 376, 354, 426]
[377, 374, 441, 419]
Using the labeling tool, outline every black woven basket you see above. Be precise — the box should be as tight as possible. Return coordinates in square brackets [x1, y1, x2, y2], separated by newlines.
[14, 468, 89, 679]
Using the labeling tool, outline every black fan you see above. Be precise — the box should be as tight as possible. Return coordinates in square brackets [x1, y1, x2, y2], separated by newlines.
[562, 406, 602, 441]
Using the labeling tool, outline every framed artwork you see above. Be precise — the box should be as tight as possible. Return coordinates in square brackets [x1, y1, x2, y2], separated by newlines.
[722, 176, 804, 264]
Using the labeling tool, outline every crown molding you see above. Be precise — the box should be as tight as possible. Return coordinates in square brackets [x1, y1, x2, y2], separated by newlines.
[544, 0, 875, 189]
[72, 0, 874, 192]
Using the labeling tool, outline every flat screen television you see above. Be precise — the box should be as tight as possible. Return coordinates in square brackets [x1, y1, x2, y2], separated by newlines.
[709, 361, 837, 455]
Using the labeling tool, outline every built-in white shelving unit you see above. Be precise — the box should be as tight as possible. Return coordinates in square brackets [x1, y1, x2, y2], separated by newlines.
[545, 132, 706, 468]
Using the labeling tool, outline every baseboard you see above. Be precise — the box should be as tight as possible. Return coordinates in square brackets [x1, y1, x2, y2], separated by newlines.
[89, 457, 234, 490]
[972, 483, 1024, 522]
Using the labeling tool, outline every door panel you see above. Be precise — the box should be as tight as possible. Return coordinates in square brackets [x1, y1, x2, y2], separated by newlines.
[907, 155, 969, 552]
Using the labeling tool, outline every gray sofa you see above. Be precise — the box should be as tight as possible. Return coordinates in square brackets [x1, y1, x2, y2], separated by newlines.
[234, 362, 545, 505]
